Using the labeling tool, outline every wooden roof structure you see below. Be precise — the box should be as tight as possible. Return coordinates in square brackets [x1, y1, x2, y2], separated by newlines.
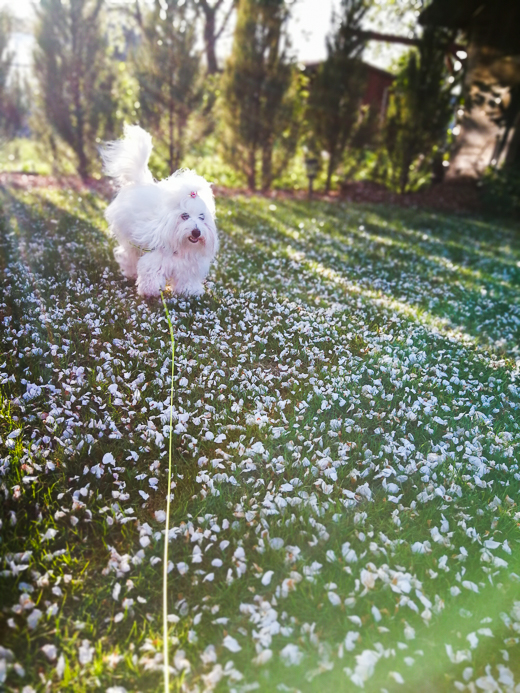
[419, 0, 520, 55]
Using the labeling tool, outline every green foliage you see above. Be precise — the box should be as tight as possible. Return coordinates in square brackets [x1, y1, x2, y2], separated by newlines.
[266, 68, 307, 191]
[135, 0, 203, 173]
[306, 0, 368, 193]
[0, 9, 29, 141]
[33, 0, 120, 179]
[2, 71, 30, 139]
[181, 134, 248, 188]
[0, 10, 10, 77]
[0, 9, 14, 137]
[419, 0, 520, 55]
[220, 0, 301, 191]
[0, 137, 73, 175]
[199, 0, 236, 75]
[481, 165, 520, 218]
[382, 25, 456, 193]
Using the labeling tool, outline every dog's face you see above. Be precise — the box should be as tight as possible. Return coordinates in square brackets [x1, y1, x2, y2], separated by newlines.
[170, 195, 217, 256]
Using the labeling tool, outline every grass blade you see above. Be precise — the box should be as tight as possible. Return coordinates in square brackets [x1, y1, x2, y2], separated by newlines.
[160, 291, 176, 693]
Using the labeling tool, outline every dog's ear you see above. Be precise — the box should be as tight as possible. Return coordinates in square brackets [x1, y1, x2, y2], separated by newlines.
[169, 169, 216, 218]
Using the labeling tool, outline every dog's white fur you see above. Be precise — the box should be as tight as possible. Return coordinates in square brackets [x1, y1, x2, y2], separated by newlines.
[101, 125, 218, 298]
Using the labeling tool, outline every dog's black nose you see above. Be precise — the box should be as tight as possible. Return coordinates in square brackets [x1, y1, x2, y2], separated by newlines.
[191, 228, 201, 238]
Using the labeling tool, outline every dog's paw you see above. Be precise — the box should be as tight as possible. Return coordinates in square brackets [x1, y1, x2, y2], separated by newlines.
[189, 285, 205, 298]
[174, 283, 204, 297]
[136, 282, 161, 299]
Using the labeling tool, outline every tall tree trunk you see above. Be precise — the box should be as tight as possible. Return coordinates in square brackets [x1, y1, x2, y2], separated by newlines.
[71, 4, 88, 180]
[248, 147, 256, 191]
[74, 74, 88, 179]
[169, 103, 175, 173]
[261, 142, 272, 192]
[505, 112, 520, 168]
[200, 0, 235, 75]
[77, 133, 89, 180]
[203, 6, 218, 74]
[399, 151, 413, 193]
[325, 153, 335, 194]
[49, 133, 58, 176]
[175, 116, 186, 170]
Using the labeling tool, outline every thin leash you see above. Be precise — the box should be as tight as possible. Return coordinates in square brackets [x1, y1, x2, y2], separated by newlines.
[129, 241, 155, 254]
[160, 291, 176, 692]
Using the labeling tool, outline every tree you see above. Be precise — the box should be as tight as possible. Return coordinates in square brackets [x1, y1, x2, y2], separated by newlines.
[383, 25, 455, 192]
[0, 9, 14, 137]
[135, 0, 202, 173]
[420, 0, 520, 178]
[198, 0, 236, 74]
[471, 81, 520, 169]
[0, 9, 29, 140]
[419, 0, 520, 56]
[34, 0, 118, 179]
[306, 0, 368, 193]
[221, 0, 299, 191]
[503, 86, 520, 169]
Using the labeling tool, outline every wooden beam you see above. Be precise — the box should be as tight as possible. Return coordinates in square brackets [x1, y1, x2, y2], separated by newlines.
[346, 28, 466, 55]
[345, 29, 421, 47]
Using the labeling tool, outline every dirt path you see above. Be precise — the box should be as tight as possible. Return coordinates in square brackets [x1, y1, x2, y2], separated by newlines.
[0, 171, 484, 216]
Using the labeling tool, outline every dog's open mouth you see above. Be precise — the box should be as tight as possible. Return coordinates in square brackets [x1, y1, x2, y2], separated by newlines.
[188, 236, 200, 243]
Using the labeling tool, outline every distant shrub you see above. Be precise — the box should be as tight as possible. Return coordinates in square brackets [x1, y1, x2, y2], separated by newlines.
[382, 26, 456, 194]
[481, 166, 520, 219]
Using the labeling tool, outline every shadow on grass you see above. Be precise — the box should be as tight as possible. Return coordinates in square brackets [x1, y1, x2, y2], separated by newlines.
[221, 197, 520, 356]
[1, 185, 520, 691]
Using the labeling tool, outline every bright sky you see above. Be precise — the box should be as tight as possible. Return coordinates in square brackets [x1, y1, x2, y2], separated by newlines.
[290, 0, 411, 69]
[1, 0, 334, 63]
[1, 0, 410, 72]
[289, 0, 336, 63]
[0, 0, 32, 18]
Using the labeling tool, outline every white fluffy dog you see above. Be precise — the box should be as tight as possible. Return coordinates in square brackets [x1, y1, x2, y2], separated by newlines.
[100, 125, 218, 298]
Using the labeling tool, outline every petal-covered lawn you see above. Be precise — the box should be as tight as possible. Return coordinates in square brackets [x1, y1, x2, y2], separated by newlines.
[1, 184, 520, 692]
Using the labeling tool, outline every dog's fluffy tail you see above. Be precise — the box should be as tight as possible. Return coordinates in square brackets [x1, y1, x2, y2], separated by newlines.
[100, 124, 154, 188]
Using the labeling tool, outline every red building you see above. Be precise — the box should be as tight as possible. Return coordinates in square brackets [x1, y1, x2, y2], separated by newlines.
[360, 64, 395, 118]
[303, 61, 395, 119]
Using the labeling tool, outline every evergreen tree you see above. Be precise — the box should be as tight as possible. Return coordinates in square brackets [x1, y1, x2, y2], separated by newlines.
[221, 0, 299, 191]
[0, 9, 14, 138]
[0, 9, 28, 140]
[34, 0, 118, 179]
[198, 0, 236, 75]
[135, 0, 202, 173]
[306, 0, 368, 193]
[384, 25, 455, 192]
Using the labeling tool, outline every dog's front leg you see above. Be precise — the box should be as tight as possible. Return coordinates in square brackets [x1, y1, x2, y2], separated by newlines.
[114, 244, 140, 280]
[136, 251, 167, 298]
[171, 272, 205, 297]
[174, 279, 205, 297]
[171, 257, 208, 297]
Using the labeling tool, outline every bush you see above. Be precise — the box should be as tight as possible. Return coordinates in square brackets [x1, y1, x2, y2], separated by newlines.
[382, 26, 456, 193]
[480, 166, 520, 218]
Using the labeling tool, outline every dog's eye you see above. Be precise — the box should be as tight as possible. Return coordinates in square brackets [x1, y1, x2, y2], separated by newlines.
[199, 214, 205, 221]
[181, 213, 190, 221]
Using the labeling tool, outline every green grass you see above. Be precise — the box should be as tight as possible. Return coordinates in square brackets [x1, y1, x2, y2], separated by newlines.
[0, 183, 519, 692]
[0, 138, 78, 176]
